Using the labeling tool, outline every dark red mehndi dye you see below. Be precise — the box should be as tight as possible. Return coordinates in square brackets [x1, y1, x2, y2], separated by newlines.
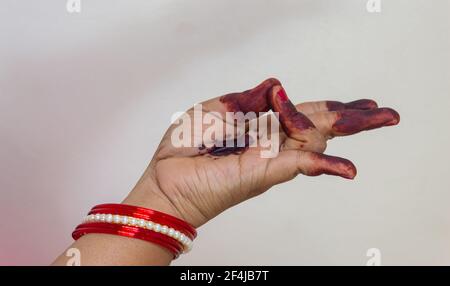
[205, 135, 251, 157]
[219, 78, 281, 114]
[307, 153, 357, 179]
[208, 145, 249, 156]
[332, 108, 400, 135]
[276, 87, 289, 102]
[215, 82, 318, 155]
[272, 87, 316, 136]
[212, 78, 280, 156]
[326, 99, 378, 112]
[209, 79, 399, 158]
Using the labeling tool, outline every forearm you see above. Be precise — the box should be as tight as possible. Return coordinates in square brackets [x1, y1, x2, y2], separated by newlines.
[51, 232, 173, 266]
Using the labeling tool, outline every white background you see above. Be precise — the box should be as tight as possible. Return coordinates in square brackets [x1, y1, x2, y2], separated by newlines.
[1, 0, 449, 265]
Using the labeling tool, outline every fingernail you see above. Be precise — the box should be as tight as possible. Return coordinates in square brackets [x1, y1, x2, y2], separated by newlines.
[386, 108, 400, 126]
[344, 165, 357, 179]
[335, 159, 357, 180]
[277, 87, 288, 102]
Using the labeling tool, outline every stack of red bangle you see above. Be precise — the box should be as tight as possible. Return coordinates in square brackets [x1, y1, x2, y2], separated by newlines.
[72, 203, 197, 258]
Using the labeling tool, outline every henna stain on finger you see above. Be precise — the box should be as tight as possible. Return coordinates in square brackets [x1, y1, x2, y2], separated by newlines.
[332, 108, 400, 135]
[326, 99, 378, 112]
[272, 88, 316, 134]
[220, 79, 317, 135]
[220, 78, 281, 113]
[271, 87, 326, 153]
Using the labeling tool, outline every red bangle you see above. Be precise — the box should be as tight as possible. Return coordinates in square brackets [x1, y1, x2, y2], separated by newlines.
[73, 223, 183, 258]
[90, 203, 197, 239]
[72, 204, 197, 258]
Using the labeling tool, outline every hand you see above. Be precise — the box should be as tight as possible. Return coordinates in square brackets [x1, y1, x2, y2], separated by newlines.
[125, 78, 400, 228]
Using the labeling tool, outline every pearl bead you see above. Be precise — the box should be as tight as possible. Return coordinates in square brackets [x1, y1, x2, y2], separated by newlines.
[79, 212, 194, 254]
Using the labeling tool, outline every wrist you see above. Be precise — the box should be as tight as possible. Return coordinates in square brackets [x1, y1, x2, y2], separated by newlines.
[122, 178, 183, 223]
[124, 172, 209, 228]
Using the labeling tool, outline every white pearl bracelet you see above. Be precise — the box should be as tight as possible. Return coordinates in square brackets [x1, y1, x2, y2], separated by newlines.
[83, 213, 193, 252]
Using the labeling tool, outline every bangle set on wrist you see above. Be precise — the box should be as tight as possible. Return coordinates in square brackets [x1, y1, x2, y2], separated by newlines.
[72, 203, 197, 258]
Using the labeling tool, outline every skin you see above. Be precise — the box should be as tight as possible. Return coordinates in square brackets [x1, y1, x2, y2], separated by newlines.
[52, 78, 400, 265]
